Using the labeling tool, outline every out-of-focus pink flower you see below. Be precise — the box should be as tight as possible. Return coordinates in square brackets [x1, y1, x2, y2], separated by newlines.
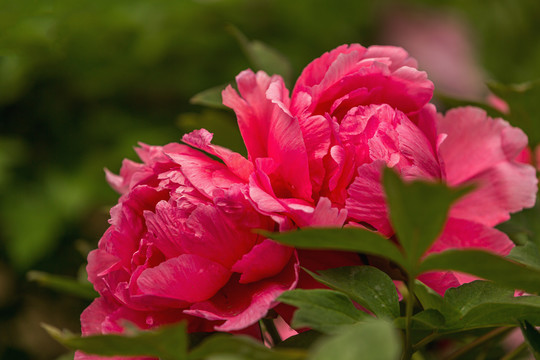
[77, 142, 300, 359]
[223, 44, 537, 295]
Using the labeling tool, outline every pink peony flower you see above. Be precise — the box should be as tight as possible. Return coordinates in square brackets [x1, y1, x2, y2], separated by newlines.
[77, 142, 300, 359]
[221, 44, 537, 294]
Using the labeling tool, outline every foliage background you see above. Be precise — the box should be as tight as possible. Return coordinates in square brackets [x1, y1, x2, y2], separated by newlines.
[0, 0, 539, 359]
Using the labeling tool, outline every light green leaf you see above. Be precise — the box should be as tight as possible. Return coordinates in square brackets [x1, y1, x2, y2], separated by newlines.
[305, 266, 399, 319]
[27, 271, 98, 300]
[188, 334, 305, 360]
[44, 322, 188, 360]
[382, 168, 471, 271]
[508, 242, 540, 269]
[309, 319, 401, 360]
[278, 289, 368, 334]
[189, 84, 228, 109]
[266, 227, 406, 268]
[418, 250, 540, 295]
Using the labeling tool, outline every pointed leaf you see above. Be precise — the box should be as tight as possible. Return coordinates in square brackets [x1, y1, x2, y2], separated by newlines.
[190, 84, 228, 109]
[44, 322, 188, 360]
[278, 289, 368, 334]
[414, 280, 444, 312]
[309, 319, 400, 360]
[188, 334, 305, 360]
[520, 320, 540, 359]
[383, 168, 471, 270]
[305, 266, 399, 319]
[27, 271, 97, 300]
[227, 26, 292, 84]
[266, 228, 406, 268]
[419, 250, 540, 295]
[435, 281, 540, 331]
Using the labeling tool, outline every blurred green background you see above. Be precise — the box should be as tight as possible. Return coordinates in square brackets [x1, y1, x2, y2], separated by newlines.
[0, 0, 539, 359]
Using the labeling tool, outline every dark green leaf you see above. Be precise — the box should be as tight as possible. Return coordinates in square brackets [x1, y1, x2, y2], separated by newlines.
[394, 309, 445, 330]
[278, 289, 368, 334]
[44, 322, 188, 360]
[305, 266, 399, 319]
[520, 320, 540, 359]
[188, 334, 305, 360]
[309, 319, 400, 360]
[189, 84, 228, 109]
[436, 282, 540, 331]
[419, 250, 540, 295]
[383, 168, 471, 271]
[266, 228, 406, 268]
[227, 26, 293, 84]
[277, 330, 323, 350]
[27, 271, 98, 300]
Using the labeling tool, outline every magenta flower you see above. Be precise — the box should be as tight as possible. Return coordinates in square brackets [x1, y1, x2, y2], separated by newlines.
[78, 142, 300, 359]
[221, 44, 537, 294]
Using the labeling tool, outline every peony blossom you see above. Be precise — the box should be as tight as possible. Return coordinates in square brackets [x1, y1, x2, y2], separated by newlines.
[222, 44, 537, 294]
[78, 142, 300, 359]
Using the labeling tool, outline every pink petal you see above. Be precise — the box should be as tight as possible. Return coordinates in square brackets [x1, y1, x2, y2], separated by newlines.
[450, 161, 537, 226]
[345, 161, 393, 236]
[186, 254, 299, 331]
[437, 107, 529, 185]
[419, 218, 515, 295]
[232, 239, 293, 283]
[182, 204, 259, 268]
[223, 70, 312, 201]
[137, 254, 231, 303]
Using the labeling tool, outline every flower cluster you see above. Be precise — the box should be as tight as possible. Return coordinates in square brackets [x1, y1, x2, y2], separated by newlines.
[78, 44, 537, 359]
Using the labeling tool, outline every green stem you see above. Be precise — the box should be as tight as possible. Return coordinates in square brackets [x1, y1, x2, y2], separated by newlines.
[402, 278, 415, 360]
[261, 318, 282, 346]
[444, 327, 512, 360]
[501, 342, 529, 360]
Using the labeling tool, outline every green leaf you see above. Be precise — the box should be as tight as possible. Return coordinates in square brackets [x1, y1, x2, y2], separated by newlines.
[27, 271, 98, 300]
[44, 322, 188, 360]
[436, 281, 540, 331]
[418, 250, 540, 295]
[189, 84, 228, 109]
[278, 289, 368, 334]
[188, 334, 305, 360]
[227, 25, 293, 84]
[508, 242, 540, 269]
[277, 330, 323, 350]
[394, 309, 445, 330]
[305, 266, 399, 319]
[488, 79, 540, 146]
[309, 319, 401, 360]
[414, 280, 444, 313]
[382, 168, 471, 271]
[520, 320, 540, 359]
[266, 227, 406, 268]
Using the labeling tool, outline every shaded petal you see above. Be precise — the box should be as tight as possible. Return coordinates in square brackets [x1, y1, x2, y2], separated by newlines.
[137, 254, 231, 303]
[232, 239, 293, 283]
[186, 254, 299, 331]
[345, 161, 393, 236]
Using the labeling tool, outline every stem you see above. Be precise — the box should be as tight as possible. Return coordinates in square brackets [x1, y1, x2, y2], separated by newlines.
[261, 318, 282, 346]
[413, 332, 439, 351]
[402, 278, 415, 360]
[501, 342, 529, 360]
[444, 327, 512, 360]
